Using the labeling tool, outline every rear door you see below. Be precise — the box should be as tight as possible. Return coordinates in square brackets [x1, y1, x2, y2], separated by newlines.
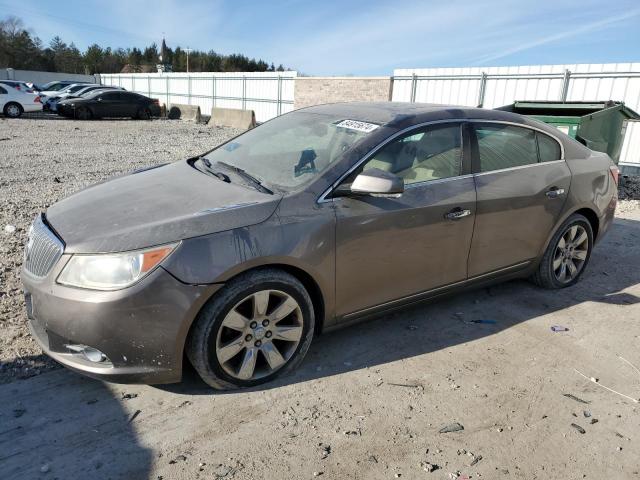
[467, 122, 570, 277]
[118, 92, 140, 117]
[333, 122, 477, 317]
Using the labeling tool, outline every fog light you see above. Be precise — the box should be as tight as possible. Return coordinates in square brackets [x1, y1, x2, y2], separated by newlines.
[65, 344, 109, 363]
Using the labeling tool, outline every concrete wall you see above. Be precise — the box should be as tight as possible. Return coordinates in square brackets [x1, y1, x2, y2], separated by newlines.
[1, 68, 98, 84]
[294, 77, 392, 109]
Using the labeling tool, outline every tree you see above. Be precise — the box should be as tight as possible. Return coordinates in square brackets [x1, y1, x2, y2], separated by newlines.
[83, 44, 104, 74]
[0, 15, 290, 74]
[142, 43, 157, 64]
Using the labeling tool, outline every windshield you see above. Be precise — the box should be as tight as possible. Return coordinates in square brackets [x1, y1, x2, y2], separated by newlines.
[203, 111, 376, 190]
[47, 83, 68, 91]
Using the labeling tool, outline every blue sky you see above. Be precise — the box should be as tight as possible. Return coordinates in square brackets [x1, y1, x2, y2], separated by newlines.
[2, 0, 639, 75]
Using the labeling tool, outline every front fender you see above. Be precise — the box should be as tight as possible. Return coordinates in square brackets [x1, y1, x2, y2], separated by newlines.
[162, 204, 336, 324]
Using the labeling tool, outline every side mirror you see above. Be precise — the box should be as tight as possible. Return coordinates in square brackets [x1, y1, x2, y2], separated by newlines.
[345, 168, 404, 197]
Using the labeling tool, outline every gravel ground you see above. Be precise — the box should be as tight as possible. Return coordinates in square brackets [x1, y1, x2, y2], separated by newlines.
[1, 117, 639, 479]
[0, 116, 239, 383]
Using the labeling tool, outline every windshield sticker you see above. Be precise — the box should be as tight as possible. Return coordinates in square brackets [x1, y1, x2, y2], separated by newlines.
[335, 119, 379, 133]
[224, 142, 241, 152]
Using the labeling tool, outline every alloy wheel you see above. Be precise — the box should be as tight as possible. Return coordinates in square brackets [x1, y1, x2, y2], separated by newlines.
[6, 104, 21, 117]
[552, 224, 589, 283]
[215, 290, 304, 381]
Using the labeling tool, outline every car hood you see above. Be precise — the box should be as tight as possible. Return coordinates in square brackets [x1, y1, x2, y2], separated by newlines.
[46, 160, 281, 253]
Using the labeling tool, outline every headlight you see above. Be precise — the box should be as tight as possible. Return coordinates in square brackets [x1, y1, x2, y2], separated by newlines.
[57, 243, 178, 290]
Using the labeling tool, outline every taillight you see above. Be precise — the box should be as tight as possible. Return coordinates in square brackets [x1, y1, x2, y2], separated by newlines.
[152, 99, 159, 105]
[609, 165, 619, 185]
[34, 96, 42, 103]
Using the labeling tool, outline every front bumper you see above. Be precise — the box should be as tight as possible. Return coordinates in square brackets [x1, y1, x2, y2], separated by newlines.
[22, 259, 221, 384]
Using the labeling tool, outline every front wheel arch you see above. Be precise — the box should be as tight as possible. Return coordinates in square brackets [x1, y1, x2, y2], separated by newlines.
[185, 267, 316, 389]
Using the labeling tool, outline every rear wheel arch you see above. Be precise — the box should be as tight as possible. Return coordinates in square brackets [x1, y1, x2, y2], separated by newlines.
[539, 206, 600, 259]
[574, 207, 599, 241]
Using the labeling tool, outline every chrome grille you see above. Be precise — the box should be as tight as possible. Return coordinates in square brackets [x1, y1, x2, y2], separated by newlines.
[24, 215, 64, 278]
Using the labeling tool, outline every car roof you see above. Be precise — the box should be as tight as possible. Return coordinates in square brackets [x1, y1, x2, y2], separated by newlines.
[298, 101, 555, 131]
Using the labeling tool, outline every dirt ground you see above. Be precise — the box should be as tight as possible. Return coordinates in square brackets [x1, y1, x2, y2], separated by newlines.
[1, 116, 639, 480]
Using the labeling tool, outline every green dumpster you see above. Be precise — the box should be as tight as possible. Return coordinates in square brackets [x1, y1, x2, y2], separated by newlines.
[496, 101, 640, 165]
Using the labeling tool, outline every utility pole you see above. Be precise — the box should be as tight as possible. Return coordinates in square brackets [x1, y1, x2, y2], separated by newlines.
[185, 48, 193, 73]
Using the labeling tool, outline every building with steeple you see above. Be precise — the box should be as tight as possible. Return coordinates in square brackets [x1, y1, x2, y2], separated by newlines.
[157, 37, 172, 73]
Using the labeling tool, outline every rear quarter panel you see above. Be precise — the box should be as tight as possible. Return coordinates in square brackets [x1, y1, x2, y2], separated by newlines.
[562, 150, 617, 243]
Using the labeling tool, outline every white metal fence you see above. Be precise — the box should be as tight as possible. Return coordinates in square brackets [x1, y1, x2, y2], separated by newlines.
[100, 71, 297, 123]
[393, 63, 640, 166]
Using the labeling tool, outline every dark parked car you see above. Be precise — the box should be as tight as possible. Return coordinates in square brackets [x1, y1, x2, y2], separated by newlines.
[57, 90, 161, 119]
[22, 103, 618, 390]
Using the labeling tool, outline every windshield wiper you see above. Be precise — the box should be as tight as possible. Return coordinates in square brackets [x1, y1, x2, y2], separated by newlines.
[195, 157, 231, 183]
[215, 161, 273, 195]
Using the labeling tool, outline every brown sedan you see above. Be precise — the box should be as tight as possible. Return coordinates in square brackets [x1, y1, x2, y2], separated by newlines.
[21, 103, 618, 389]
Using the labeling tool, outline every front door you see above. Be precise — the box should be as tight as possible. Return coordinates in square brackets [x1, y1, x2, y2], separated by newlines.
[333, 122, 476, 317]
[467, 122, 571, 277]
[94, 92, 120, 117]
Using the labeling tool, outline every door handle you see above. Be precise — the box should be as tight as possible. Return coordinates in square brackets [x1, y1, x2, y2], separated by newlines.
[445, 208, 472, 220]
[545, 188, 565, 199]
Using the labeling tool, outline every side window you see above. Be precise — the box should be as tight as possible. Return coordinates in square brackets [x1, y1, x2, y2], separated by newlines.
[537, 132, 562, 162]
[362, 123, 462, 185]
[0, 86, 7, 94]
[474, 124, 538, 172]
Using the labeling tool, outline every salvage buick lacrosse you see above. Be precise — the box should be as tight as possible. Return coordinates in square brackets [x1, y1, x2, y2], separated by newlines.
[22, 102, 618, 389]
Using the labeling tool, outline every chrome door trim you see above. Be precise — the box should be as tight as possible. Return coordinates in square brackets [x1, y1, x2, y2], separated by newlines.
[318, 118, 565, 204]
[473, 159, 567, 177]
[342, 260, 531, 319]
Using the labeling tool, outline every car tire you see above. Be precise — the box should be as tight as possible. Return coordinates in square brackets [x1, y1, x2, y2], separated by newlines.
[136, 107, 151, 120]
[3, 102, 23, 118]
[186, 269, 315, 390]
[75, 107, 92, 120]
[531, 213, 594, 289]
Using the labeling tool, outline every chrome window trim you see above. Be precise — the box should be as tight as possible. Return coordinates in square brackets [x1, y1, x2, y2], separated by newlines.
[317, 118, 565, 204]
[404, 173, 474, 189]
[471, 119, 565, 169]
[317, 119, 464, 204]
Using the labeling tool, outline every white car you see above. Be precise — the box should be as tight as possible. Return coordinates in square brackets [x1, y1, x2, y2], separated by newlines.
[0, 84, 43, 117]
[37, 81, 88, 98]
